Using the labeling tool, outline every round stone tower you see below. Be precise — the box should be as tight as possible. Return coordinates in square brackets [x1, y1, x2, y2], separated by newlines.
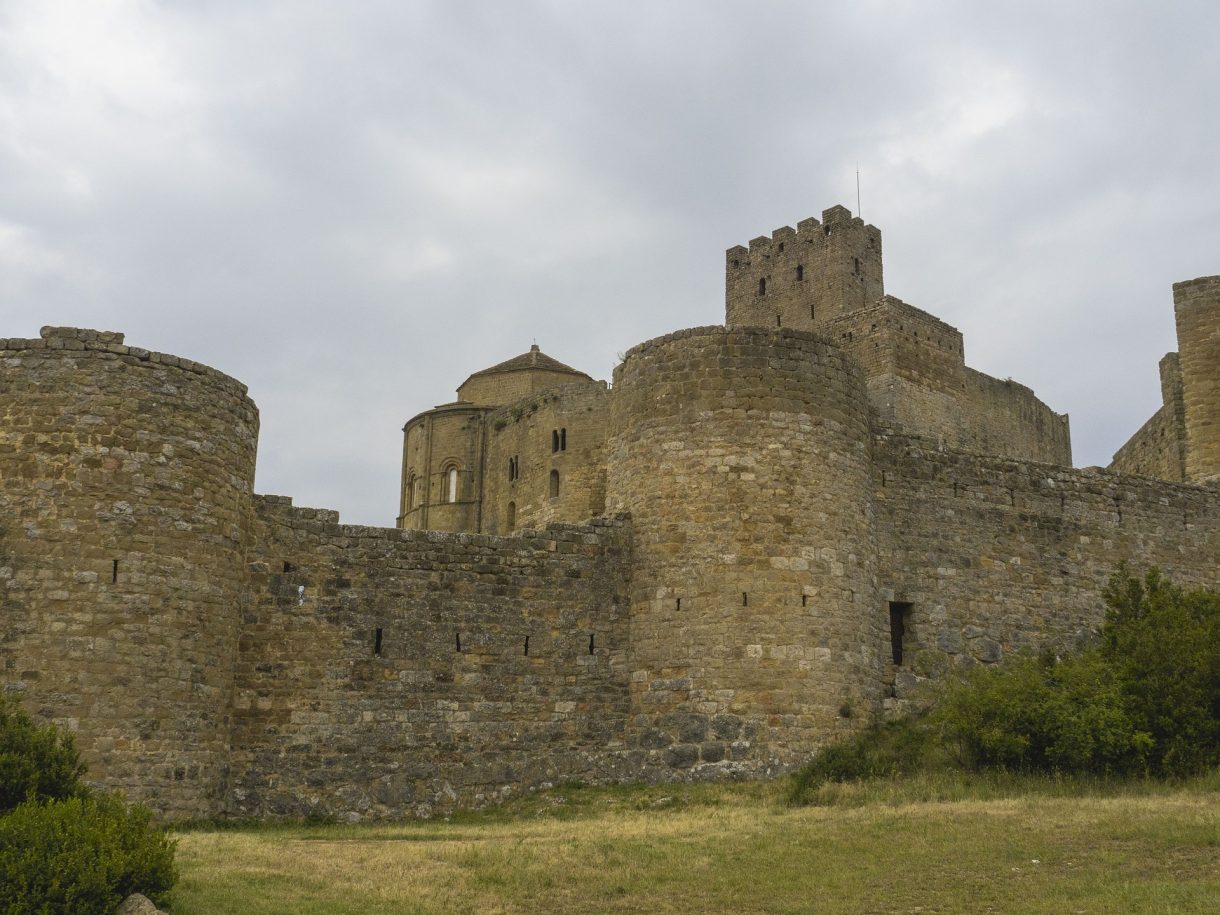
[1174, 275, 1220, 484]
[0, 327, 258, 818]
[606, 326, 883, 777]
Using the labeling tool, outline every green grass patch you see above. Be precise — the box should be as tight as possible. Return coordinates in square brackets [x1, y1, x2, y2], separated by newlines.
[167, 776, 1220, 914]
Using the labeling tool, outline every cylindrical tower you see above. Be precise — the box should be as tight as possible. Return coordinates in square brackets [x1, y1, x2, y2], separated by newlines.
[606, 326, 883, 777]
[1174, 275, 1220, 484]
[0, 327, 258, 818]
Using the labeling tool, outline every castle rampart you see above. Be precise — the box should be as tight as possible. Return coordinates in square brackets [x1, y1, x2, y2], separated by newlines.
[1175, 276, 1220, 483]
[874, 432, 1220, 708]
[0, 327, 258, 818]
[2, 206, 1217, 822]
[229, 496, 632, 818]
[606, 326, 883, 773]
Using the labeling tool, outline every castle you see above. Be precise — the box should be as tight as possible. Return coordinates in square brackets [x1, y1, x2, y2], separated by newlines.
[2, 205, 1217, 821]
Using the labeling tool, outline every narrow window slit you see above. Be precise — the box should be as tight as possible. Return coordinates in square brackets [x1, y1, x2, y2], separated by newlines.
[524, 635, 530, 656]
[111, 559, 119, 583]
[758, 278, 766, 296]
[889, 602, 912, 666]
[801, 594, 807, 608]
[374, 627, 383, 657]
[455, 632, 462, 652]
[742, 592, 748, 607]
[588, 634, 595, 655]
[675, 597, 681, 611]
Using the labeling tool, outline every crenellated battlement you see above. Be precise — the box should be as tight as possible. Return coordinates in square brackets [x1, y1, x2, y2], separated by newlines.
[726, 205, 883, 332]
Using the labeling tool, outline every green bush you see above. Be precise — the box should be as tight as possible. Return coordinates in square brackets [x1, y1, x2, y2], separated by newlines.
[789, 569, 1219, 798]
[0, 793, 176, 915]
[933, 650, 1152, 775]
[1101, 568, 1220, 775]
[0, 697, 87, 814]
[0, 697, 177, 912]
[788, 716, 938, 803]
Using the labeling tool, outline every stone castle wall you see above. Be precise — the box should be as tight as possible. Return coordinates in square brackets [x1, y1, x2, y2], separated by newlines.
[725, 206, 883, 331]
[480, 383, 609, 535]
[229, 497, 632, 819]
[399, 405, 487, 532]
[1110, 354, 1188, 482]
[1175, 276, 1220, 483]
[606, 327, 883, 775]
[874, 433, 1220, 706]
[0, 327, 258, 818]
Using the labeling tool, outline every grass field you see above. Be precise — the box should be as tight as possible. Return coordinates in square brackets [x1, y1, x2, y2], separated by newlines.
[167, 776, 1220, 914]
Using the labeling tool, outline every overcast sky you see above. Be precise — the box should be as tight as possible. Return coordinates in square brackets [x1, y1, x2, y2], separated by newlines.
[3, 1, 1218, 526]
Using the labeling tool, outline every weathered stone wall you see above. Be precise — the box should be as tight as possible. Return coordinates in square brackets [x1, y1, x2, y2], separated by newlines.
[458, 368, 591, 407]
[818, 297, 1070, 465]
[1175, 275, 1220, 484]
[399, 405, 487, 532]
[1110, 353, 1188, 481]
[874, 432, 1220, 709]
[481, 383, 609, 535]
[606, 327, 883, 777]
[0, 327, 257, 819]
[229, 497, 632, 820]
[725, 206, 883, 331]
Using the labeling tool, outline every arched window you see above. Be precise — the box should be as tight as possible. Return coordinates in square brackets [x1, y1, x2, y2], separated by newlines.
[559, 428, 566, 451]
[506, 501, 516, 532]
[758, 277, 766, 296]
[405, 473, 416, 510]
[443, 465, 459, 503]
[549, 469, 560, 498]
[796, 264, 804, 281]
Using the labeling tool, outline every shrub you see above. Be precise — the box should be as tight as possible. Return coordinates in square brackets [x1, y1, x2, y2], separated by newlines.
[0, 793, 176, 915]
[933, 650, 1152, 775]
[0, 697, 87, 814]
[1101, 568, 1220, 775]
[0, 698, 177, 912]
[788, 716, 938, 803]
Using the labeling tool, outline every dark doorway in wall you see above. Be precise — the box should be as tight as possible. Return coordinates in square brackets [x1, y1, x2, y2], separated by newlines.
[889, 602, 912, 665]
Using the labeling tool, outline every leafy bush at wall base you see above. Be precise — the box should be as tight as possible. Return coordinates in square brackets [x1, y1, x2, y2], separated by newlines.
[933, 651, 1153, 775]
[787, 716, 941, 804]
[790, 569, 1219, 797]
[0, 699, 87, 814]
[0, 698, 177, 913]
[1101, 568, 1220, 776]
[0, 794, 176, 915]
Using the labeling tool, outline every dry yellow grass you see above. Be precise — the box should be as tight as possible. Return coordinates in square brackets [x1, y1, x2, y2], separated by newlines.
[168, 781, 1220, 914]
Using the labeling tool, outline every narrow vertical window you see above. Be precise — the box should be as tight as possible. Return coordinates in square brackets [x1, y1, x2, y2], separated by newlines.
[374, 627, 383, 657]
[776, 314, 782, 327]
[559, 428, 566, 451]
[456, 632, 462, 652]
[406, 474, 416, 509]
[854, 257, 861, 275]
[524, 635, 530, 656]
[758, 277, 766, 296]
[549, 469, 560, 498]
[508, 459, 515, 481]
[588, 634, 595, 655]
[506, 501, 516, 532]
[552, 430, 560, 453]
[111, 559, 119, 583]
[889, 602, 911, 666]
[742, 592, 748, 607]
[809, 303, 815, 321]
[796, 264, 804, 281]
[447, 466, 458, 503]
